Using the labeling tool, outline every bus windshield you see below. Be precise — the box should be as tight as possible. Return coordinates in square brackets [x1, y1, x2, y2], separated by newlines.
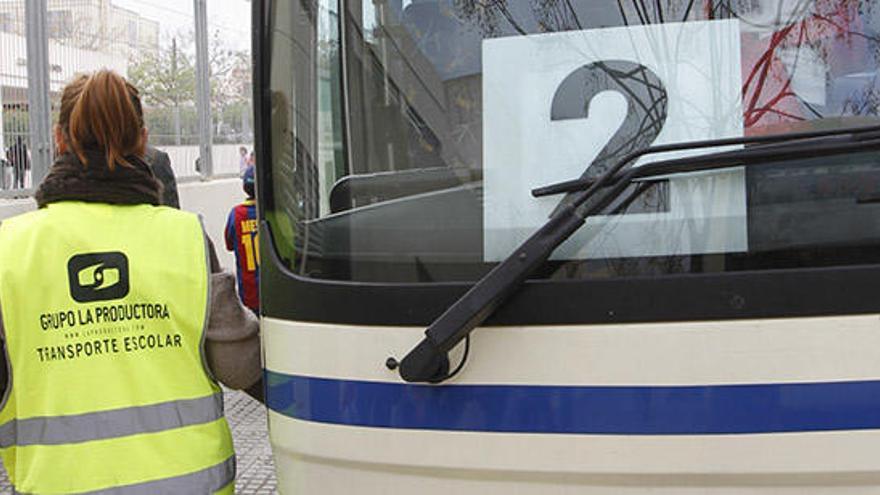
[264, 0, 880, 283]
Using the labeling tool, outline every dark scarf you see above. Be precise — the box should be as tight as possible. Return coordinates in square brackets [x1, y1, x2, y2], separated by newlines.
[35, 150, 162, 208]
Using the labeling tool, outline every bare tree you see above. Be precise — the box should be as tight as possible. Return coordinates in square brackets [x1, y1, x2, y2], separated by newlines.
[48, 10, 124, 52]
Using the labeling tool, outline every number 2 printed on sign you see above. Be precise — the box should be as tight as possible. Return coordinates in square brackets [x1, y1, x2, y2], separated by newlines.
[550, 60, 668, 212]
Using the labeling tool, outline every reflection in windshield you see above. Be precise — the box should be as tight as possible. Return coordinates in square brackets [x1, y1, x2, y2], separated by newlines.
[348, 0, 879, 177]
[400, 0, 878, 133]
[267, 0, 880, 282]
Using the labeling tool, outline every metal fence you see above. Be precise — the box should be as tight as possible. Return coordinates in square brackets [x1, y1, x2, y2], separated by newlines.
[0, 0, 253, 197]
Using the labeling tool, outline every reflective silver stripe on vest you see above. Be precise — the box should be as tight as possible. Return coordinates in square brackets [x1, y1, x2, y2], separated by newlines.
[13, 455, 235, 495]
[0, 392, 223, 448]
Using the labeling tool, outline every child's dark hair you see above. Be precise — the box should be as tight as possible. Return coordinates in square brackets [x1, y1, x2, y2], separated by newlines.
[243, 166, 255, 198]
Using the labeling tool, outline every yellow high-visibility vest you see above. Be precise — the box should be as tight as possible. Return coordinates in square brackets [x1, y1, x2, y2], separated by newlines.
[0, 201, 234, 494]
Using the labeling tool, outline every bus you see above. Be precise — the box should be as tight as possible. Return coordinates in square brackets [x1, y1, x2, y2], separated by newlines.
[252, 0, 880, 492]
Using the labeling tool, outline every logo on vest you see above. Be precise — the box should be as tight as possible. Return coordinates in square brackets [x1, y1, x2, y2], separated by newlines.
[68, 252, 130, 303]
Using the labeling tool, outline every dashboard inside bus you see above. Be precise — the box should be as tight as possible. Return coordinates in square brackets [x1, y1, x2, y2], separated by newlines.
[261, 0, 880, 284]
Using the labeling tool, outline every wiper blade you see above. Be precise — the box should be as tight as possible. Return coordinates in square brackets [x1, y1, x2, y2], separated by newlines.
[533, 124, 880, 197]
[544, 131, 880, 197]
[392, 124, 880, 384]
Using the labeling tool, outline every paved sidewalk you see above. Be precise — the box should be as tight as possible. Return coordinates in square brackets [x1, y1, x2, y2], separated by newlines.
[227, 390, 279, 494]
[0, 390, 278, 494]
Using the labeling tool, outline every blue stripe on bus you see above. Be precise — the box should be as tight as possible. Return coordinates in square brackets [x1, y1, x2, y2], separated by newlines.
[265, 371, 880, 435]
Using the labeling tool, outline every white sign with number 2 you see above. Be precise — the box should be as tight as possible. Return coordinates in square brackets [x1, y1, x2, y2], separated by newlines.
[483, 20, 745, 262]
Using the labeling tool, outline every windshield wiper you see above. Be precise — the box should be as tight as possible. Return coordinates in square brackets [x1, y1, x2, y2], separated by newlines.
[390, 124, 880, 384]
[532, 125, 880, 197]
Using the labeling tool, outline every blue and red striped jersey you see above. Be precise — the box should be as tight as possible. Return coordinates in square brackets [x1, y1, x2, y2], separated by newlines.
[225, 199, 260, 312]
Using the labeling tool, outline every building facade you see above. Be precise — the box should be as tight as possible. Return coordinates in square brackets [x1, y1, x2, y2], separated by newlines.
[0, 0, 148, 172]
[0, 0, 159, 60]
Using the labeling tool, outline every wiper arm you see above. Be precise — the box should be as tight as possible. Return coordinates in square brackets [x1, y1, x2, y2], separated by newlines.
[391, 124, 880, 384]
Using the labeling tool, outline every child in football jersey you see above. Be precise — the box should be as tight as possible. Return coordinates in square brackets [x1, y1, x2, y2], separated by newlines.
[225, 166, 260, 313]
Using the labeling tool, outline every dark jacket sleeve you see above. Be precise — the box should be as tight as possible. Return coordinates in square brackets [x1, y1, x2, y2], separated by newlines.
[0, 306, 7, 404]
[0, 222, 6, 401]
[145, 146, 181, 209]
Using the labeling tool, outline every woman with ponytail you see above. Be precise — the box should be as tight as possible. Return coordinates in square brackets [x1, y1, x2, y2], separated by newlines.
[0, 70, 260, 494]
